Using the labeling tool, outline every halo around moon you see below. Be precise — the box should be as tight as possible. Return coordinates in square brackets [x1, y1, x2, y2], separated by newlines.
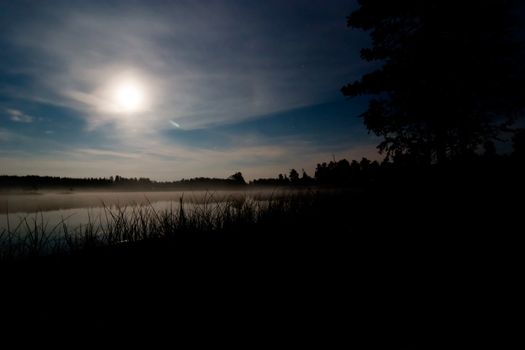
[112, 79, 146, 113]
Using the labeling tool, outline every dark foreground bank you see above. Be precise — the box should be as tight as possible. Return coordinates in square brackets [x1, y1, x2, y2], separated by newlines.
[1, 173, 521, 345]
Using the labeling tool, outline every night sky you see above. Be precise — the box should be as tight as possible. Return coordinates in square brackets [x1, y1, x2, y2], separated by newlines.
[0, 0, 379, 180]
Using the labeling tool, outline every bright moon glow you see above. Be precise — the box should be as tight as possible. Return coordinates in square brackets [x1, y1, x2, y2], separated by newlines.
[113, 81, 145, 113]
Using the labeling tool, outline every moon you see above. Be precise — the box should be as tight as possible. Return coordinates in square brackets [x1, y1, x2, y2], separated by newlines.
[113, 80, 145, 113]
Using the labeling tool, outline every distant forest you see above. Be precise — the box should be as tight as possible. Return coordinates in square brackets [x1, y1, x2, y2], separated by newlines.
[2, 158, 379, 190]
[2, 132, 524, 191]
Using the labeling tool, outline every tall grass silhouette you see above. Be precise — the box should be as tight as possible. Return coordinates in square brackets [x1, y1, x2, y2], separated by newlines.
[0, 190, 325, 261]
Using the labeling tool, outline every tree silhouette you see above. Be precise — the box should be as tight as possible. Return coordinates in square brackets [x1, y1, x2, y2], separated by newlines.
[300, 169, 313, 186]
[289, 169, 300, 185]
[228, 172, 246, 185]
[342, 0, 525, 163]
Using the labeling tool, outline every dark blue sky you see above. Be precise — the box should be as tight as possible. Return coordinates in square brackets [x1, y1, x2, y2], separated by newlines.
[0, 0, 379, 180]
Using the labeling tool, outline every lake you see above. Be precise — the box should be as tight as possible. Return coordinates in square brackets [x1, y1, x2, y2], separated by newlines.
[0, 189, 296, 235]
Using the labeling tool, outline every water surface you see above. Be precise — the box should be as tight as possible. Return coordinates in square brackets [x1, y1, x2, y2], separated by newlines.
[0, 189, 295, 234]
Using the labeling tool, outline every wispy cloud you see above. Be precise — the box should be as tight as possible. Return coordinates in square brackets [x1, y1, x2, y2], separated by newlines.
[0, 131, 381, 180]
[75, 148, 140, 159]
[0, 1, 377, 179]
[6, 108, 33, 123]
[0, 1, 365, 132]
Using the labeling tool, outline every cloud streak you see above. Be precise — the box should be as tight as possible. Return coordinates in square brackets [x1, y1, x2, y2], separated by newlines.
[0, 137, 380, 181]
[0, 0, 379, 179]
[6, 108, 33, 123]
[1, 1, 365, 131]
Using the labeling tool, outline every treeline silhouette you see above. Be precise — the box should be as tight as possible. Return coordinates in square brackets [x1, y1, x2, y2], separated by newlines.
[3, 133, 523, 191]
[0, 172, 248, 191]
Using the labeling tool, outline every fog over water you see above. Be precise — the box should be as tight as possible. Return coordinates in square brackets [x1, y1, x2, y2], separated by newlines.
[1, 190, 250, 214]
[0, 189, 300, 234]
